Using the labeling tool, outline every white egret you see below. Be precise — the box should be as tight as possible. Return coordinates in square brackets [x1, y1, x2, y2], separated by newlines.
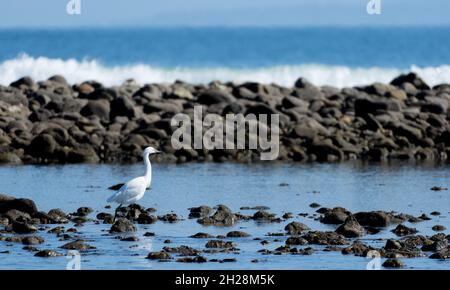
[107, 146, 160, 221]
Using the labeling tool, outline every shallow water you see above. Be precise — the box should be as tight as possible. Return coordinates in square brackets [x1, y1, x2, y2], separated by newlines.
[0, 162, 449, 270]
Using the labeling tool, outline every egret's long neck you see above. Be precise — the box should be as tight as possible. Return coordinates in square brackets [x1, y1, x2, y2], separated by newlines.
[144, 153, 152, 186]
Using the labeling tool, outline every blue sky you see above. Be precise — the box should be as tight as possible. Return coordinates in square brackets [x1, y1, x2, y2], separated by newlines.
[0, 0, 449, 27]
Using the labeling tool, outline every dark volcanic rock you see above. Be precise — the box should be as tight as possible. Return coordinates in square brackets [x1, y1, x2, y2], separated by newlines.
[197, 205, 236, 226]
[205, 240, 236, 248]
[34, 249, 64, 257]
[335, 216, 365, 238]
[188, 206, 212, 218]
[320, 207, 350, 224]
[382, 258, 404, 268]
[392, 224, 418, 236]
[354, 211, 391, 227]
[60, 240, 96, 250]
[147, 251, 172, 260]
[110, 218, 137, 233]
[226, 231, 250, 238]
[284, 221, 310, 235]
[190, 232, 214, 239]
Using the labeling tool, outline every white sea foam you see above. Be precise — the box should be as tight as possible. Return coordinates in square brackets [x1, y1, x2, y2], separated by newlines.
[1, 54, 449, 88]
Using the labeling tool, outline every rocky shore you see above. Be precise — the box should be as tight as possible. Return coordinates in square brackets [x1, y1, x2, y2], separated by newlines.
[1, 193, 449, 268]
[1, 73, 450, 164]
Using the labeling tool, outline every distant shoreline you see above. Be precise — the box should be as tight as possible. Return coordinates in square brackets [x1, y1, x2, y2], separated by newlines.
[1, 72, 449, 165]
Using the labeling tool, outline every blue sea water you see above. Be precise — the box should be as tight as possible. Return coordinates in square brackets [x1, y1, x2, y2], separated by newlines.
[0, 27, 450, 86]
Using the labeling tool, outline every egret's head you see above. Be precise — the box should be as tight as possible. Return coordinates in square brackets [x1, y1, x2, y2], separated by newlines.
[143, 146, 161, 156]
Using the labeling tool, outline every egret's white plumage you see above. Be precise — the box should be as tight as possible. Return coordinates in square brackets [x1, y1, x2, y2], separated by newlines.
[108, 146, 160, 220]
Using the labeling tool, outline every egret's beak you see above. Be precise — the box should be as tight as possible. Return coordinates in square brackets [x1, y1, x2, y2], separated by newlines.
[155, 150, 161, 154]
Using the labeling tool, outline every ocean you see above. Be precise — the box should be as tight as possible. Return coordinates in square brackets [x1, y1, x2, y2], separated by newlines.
[0, 27, 450, 87]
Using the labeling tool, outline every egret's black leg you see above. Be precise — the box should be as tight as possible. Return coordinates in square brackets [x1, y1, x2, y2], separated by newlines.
[113, 204, 122, 223]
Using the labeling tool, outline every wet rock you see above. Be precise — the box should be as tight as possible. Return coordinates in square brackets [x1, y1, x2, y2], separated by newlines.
[341, 241, 373, 256]
[252, 210, 278, 222]
[282, 212, 293, 219]
[382, 258, 404, 268]
[163, 245, 200, 256]
[285, 237, 308, 246]
[177, 256, 207, 263]
[188, 206, 212, 218]
[34, 249, 64, 257]
[430, 211, 441, 216]
[226, 231, 250, 238]
[120, 236, 139, 242]
[384, 239, 402, 250]
[190, 232, 214, 239]
[429, 251, 450, 259]
[320, 207, 350, 224]
[0, 198, 38, 216]
[392, 224, 418, 236]
[197, 205, 236, 226]
[432, 225, 446, 232]
[110, 218, 136, 233]
[309, 203, 321, 208]
[146, 251, 172, 260]
[302, 231, 349, 245]
[284, 221, 310, 235]
[60, 240, 96, 250]
[335, 215, 365, 238]
[158, 213, 179, 223]
[136, 213, 157, 224]
[421, 240, 448, 252]
[143, 232, 155, 237]
[22, 236, 45, 245]
[430, 186, 447, 191]
[74, 207, 93, 217]
[205, 240, 236, 248]
[12, 222, 37, 234]
[354, 211, 391, 227]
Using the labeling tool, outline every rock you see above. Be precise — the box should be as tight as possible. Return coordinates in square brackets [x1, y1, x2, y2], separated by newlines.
[22, 236, 44, 245]
[34, 250, 64, 257]
[197, 205, 236, 226]
[197, 89, 235, 105]
[432, 225, 446, 232]
[12, 222, 37, 234]
[60, 240, 96, 250]
[0, 198, 38, 216]
[285, 237, 308, 245]
[354, 211, 391, 227]
[252, 210, 278, 221]
[158, 213, 179, 223]
[226, 231, 250, 238]
[385, 239, 402, 250]
[392, 224, 418, 236]
[320, 207, 350, 224]
[110, 96, 136, 119]
[176, 256, 207, 263]
[80, 100, 110, 122]
[205, 240, 235, 248]
[146, 251, 172, 260]
[302, 231, 349, 245]
[121, 236, 139, 242]
[163, 245, 200, 256]
[309, 203, 321, 208]
[74, 207, 93, 216]
[421, 240, 448, 252]
[429, 251, 450, 259]
[190, 232, 214, 239]
[335, 216, 365, 238]
[136, 213, 157, 224]
[284, 221, 310, 235]
[110, 218, 136, 233]
[188, 206, 212, 218]
[390, 73, 430, 90]
[430, 186, 447, 191]
[382, 258, 404, 268]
